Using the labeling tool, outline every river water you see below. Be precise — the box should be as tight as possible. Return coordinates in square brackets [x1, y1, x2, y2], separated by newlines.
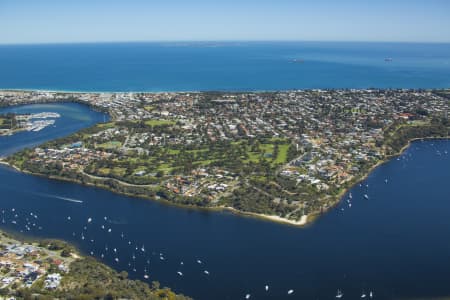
[0, 103, 449, 299]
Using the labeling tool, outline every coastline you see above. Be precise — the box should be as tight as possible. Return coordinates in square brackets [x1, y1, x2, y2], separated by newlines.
[0, 228, 191, 299]
[1, 92, 448, 228]
[2, 136, 448, 228]
[1, 87, 448, 95]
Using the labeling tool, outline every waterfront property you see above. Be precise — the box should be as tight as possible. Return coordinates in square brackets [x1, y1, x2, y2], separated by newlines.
[3, 89, 449, 225]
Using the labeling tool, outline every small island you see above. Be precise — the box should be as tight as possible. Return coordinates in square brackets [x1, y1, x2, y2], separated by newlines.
[1, 89, 449, 226]
[0, 230, 191, 299]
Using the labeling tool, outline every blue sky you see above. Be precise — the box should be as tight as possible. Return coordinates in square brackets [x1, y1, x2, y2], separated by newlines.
[1, 0, 450, 44]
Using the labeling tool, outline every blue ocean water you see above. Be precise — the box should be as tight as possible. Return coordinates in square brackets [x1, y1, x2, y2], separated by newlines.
[0, 42, 449, 91]
[0, 104, 450, 300]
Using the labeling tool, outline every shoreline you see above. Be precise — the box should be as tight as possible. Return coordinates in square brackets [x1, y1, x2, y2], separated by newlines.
[2, 136, 448, 228]
[1, 94, 448, 228]
[1, 87, 449, 95]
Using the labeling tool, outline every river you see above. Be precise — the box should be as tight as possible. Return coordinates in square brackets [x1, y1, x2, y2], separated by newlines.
[0, 103, 449, 299]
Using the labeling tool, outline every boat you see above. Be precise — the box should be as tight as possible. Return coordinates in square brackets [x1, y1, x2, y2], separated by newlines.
[265, 285, 269, 291]
[361, 292, 367, 298]
[364, 194, 369, 200]
[177, 271, 183, 276]
[245, 294, 251, 299]
[336, 289, 344, 298]
[287, 289, 294, 295]
[369, 291, 373, 298]
[197, 259, 202, 264]
[384, 57, 393, 62]
[204, 270, 209, 275]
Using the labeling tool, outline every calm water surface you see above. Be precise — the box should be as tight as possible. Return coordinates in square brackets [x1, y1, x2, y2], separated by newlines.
[0, 103, 108, 156]
[0, 104, 449, 299]
[0, 42, 449, 91]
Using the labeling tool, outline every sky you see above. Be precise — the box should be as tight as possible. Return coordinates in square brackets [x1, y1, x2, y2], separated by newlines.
[1, 0, 450, 44]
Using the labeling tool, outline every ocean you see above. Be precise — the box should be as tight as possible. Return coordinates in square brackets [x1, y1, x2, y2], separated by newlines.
[0, 41, 449, 91]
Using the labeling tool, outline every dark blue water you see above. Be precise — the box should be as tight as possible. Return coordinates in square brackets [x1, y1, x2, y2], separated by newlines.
[0, 42, 449, 91]
[0, 104, 449, 299]
[0, 103, 108, 157]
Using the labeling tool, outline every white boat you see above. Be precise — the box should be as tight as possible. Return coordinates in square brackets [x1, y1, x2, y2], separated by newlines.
[204, 270, 209, 275]
[265, 285, 269, 291]
[87, 217, 92, 223]
[245, 294, 251, 299]
[177, 271, 183, 276]
[369, 291, 373, 298]
[336, 289, 344, 298]
[361, 292, 367, 298]
[144, 274, 149, 279]
[115, 257, 119, 262]
[197, 259, 202, 264]
[364, 194, 369, 199]
[287, 289, 294, 295]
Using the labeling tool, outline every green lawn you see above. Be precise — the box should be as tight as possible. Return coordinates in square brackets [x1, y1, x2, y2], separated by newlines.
[96, 122, 115, 129]
[97, 141, 122, 149]
[144, 119, 176, 127]
[274, 144, 290, 164]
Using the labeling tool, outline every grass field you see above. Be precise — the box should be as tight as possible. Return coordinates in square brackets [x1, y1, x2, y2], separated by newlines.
[97, 141, 122, 149]
[144, 119, 176, 127]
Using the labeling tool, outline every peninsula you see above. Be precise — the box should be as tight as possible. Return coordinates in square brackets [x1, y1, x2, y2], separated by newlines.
[1, 89, 449, 226]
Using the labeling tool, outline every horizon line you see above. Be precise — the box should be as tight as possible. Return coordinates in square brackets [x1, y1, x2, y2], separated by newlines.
[1, 39, 450, 46]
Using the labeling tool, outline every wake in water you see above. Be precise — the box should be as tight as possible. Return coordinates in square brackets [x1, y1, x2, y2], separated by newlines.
[34, 192, 83, 204]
